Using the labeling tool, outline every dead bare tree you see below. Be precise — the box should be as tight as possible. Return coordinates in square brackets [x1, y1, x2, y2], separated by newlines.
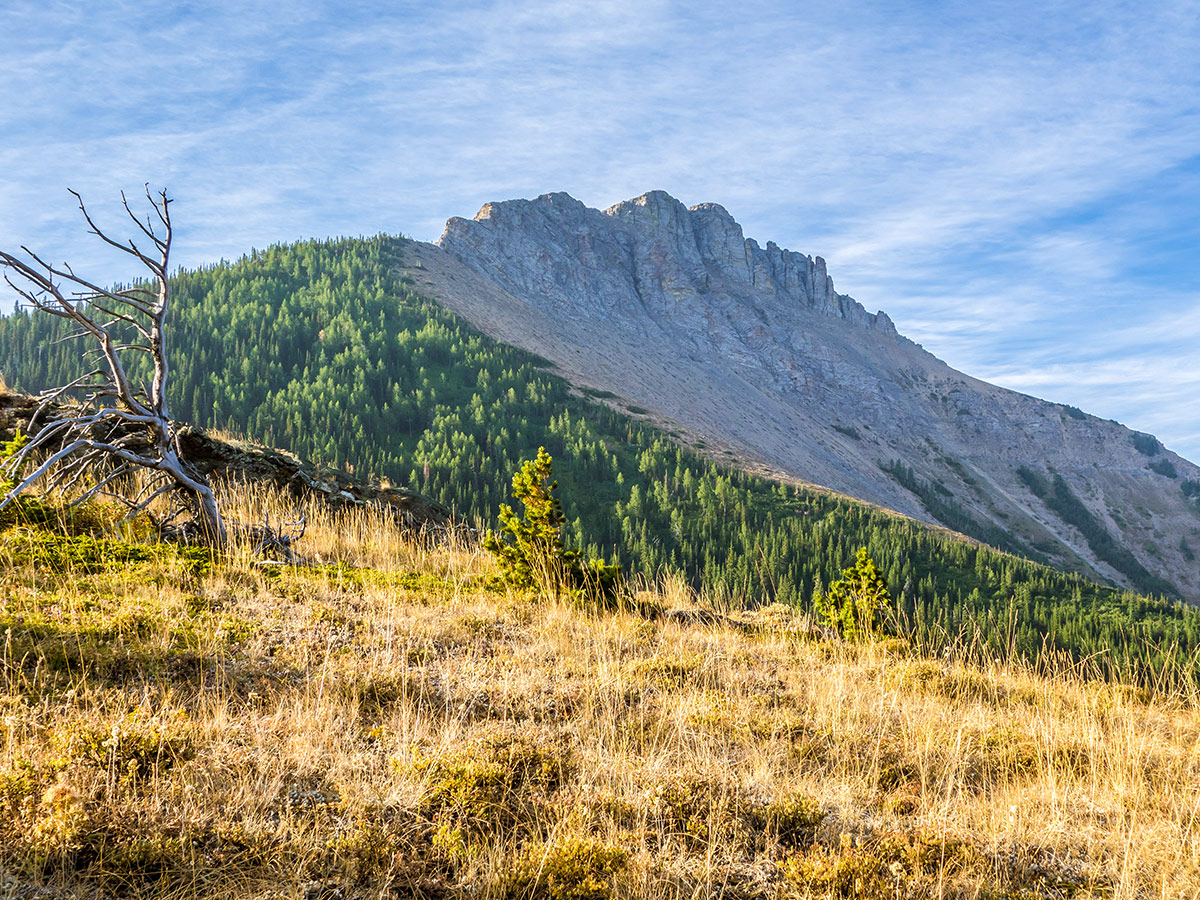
[0, 188, 226, 543]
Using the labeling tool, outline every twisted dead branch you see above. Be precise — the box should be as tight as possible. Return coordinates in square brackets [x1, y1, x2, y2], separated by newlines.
[0, 188, 226, 543]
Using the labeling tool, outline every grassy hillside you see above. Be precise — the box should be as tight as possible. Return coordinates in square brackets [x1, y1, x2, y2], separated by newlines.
[2, 486, 1199, 899]
[2, 237, 1200, 679]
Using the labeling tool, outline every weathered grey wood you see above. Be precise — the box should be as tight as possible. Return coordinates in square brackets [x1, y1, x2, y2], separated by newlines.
[0, 189, 226, 543]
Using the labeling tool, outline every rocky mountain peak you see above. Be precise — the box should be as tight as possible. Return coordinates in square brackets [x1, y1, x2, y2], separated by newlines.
[603, 189, 692, 229]
[438, 190, 896, 334]
[412, 190, 1200, 601]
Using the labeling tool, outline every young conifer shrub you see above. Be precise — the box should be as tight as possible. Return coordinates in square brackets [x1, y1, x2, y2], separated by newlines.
[814, 546, 890, 639]
[0, 428, 43, 529]
[484, 447, 622, 605]
[1, 428, 28, 482]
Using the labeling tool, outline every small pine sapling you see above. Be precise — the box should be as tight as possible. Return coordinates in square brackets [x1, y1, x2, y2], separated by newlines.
[484, 447, 622, 605]
[485, 447, 572, 590]
[0, 428, 28, 485]
[814, 547, 890, 639]
[0, 429, 43, 528]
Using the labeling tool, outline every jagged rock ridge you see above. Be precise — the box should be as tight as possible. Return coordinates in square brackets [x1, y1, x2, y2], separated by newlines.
[442, 191, 896, 334]
[404, 190, 1200, 601]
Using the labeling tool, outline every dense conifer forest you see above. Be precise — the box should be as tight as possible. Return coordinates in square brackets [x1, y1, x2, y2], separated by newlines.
[3, 235, 1199, 679]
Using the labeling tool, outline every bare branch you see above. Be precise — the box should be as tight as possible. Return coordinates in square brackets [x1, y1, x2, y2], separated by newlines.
[0, 188, 226, 544]
[127, 481, 179, 515]
[57, 263, 159, 315]
[2, 420, 73, 471]
[34, 369, 108, 405]
[1, 271, 51, 309]
[89, 303, 154, 341]
[89, 292, 156, 320]
[48, 452, 116, 495]
[147, 185, 172, 232]
[131, 471, 173, 505]
[68, 189, 165, 276]
[51, 328, 98, 346]
[2, 440, 127, 512]
[121, 190, 163, 245]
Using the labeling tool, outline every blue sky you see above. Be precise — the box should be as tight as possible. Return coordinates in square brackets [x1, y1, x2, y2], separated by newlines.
[2, 0, 1199, 461]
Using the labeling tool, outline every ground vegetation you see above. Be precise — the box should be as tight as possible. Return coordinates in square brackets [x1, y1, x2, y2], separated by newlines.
[1, 482, 1198, 898]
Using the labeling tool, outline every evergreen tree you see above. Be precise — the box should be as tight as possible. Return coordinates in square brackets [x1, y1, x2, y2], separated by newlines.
[815, 547, 891, 639]
[484, 448, 621, 605]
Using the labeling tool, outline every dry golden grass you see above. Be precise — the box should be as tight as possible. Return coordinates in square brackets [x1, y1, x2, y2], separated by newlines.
[1, 483, 1199, 899]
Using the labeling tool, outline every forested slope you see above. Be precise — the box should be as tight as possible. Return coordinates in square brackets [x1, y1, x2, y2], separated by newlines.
[2, 235, 1199, 678]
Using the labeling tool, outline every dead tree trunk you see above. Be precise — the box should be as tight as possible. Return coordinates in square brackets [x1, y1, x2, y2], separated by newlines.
[0, 188, 226, 543]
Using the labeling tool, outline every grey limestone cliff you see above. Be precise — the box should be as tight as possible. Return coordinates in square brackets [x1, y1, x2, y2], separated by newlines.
[440, 190, 895, 335]
[405, 190, 1200, 601]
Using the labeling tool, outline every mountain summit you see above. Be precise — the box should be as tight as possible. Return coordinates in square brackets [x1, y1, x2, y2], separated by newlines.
[404, 190, 1200, 600]
[441, 190, 896, 336]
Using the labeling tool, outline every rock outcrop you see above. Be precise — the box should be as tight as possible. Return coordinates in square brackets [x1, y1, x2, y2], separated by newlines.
[439, 190, 896, 335]
[403, 190, 1200, 601]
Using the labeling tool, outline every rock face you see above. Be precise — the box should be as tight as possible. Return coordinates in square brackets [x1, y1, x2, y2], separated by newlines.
[439, 191, 895, 335]
[407, 190, 1200, 601]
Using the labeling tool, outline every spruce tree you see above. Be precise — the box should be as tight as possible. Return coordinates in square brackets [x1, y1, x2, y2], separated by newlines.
[484, 447, 622, 605]
[814, 547, 891, 639]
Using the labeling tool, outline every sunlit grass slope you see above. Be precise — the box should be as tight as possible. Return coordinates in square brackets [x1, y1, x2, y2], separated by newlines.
[2, 486, 1199, 899]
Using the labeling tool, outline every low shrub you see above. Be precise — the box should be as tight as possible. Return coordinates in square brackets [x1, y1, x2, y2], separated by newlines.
[751, 793, 825, 847]
[502, 837, 627, 900]
[409, 729, 570, 838]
